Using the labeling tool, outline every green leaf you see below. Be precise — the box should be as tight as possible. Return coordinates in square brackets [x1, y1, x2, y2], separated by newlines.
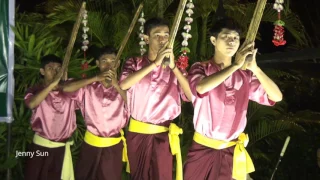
[0, 155, 18, 170]
[44, 38, 61, 49]
[25, 25, 29, 39]
[18, 103, 25, 121]
[28, 34, 36, 55]
[11, 26, 23, 42]
[14, 64, 26, 70]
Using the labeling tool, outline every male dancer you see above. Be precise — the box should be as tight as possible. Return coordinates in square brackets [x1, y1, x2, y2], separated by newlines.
[24, 54, 78, 180]
[184, 18, 283, 180]
[120, 17, 192, 180]
[63, 46, 128, 180]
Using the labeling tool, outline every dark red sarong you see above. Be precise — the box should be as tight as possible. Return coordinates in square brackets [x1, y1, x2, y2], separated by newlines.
[75, 141, 124, 180]
[24, 143, 65, 180]
[183, 141, 235, 180]
[126, 129, 173, 180]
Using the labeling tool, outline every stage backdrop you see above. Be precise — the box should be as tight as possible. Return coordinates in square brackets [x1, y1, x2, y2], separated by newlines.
[0, 0, 15, 123]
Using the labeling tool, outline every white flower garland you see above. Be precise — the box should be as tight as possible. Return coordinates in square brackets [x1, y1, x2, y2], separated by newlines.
[273, 0, 284, 12]
[81, 10, 89, 56]
[177, 0, 194, 70]
[138, 11, 146, 56]
[181, 0, 194, 53]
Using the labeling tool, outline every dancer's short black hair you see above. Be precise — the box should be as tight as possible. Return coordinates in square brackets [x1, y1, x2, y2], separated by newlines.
[144, 17, 170, 35]
[40, 54, 62, 68]
[209, 18, 241, 38]
[96, 46, 118, 60]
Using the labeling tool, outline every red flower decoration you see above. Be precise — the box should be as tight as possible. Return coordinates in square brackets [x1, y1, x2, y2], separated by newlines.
[272, 25, 286, 46]
[81, 61, 89, 78]
[81, 62, 89, 69]
[176, 55, 189, 70]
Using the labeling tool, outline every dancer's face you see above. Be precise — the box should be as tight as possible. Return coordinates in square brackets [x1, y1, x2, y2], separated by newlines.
[144, 25, 170, 52]
[96, 53, 117, 72]
[210, 28, 240, 57]
[40, 62, 62, 82]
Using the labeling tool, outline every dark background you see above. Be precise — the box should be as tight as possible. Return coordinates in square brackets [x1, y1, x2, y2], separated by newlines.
[13, 0, 320, 179]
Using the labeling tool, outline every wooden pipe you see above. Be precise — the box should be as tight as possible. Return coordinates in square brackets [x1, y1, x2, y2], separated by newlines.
[162, 0, 188, 66]
[106, 3, 143, 83]
[241, 0, 267, 70]
[61, 2, 87, 80]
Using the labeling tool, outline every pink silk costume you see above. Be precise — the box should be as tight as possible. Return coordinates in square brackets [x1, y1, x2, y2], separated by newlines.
[120, 55, 189, 180]
[75, 82, 128, 137]
[183, 61, 276, 180]
[188, 61, 275, 141]
[74, 82, 128, 180]
[24, 86, 79, 141]
[120, 55, 188, 124]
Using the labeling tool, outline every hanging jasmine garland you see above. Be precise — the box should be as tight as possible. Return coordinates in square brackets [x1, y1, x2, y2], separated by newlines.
[81, 9, 89, 55]
[272, 0, 286, 46]
[138, 11, 146, 56]
[176, 0, 194, 70]
[81, 9, 89, 78]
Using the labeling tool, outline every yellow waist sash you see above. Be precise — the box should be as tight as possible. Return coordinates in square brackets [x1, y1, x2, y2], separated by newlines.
[33, 134, 74, 180]
[84, 129, 129, 172]
[193, 132, 255, 180]
[128, 118, 183, 180]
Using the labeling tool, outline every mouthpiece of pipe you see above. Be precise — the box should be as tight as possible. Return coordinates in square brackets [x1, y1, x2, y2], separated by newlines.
[280, 136, 291, 157]
[163, 58, 170, 66]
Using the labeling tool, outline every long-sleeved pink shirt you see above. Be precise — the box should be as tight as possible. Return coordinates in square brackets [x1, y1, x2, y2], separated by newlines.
[24, 86, 79, 142]
[120, 56, 188, 124]
[75, 82, 128, 137]
[188, 61, 275, 141]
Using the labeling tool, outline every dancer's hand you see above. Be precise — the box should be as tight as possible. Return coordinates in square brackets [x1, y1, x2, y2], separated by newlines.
[234, 42, 255, 69]
[246, 48, 259, 73]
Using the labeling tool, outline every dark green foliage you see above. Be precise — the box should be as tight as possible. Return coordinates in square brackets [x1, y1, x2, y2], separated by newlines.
[1, 0, 320, 179]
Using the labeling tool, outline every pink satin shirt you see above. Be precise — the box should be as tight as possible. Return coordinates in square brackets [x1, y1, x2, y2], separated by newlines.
[25, 86, 79, 141]
[76, 82, 128, 137]
[188, 61, 275, 141]
[120, 56, 188, 125]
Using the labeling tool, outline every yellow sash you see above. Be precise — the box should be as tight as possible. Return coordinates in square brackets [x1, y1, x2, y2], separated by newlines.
[128, 118, 183, 180]
[33, 134, 74, 180]
[193, 132, 255, 180]
[84, 129, 129, 172]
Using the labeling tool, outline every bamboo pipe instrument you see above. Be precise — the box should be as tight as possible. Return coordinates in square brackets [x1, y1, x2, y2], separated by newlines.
[62, 2, 86, 80]
[162, 0, 188, 66]
[241, 0, 267, 70]
[106, 3, 144, 83]
[115, 3, 144, 63]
